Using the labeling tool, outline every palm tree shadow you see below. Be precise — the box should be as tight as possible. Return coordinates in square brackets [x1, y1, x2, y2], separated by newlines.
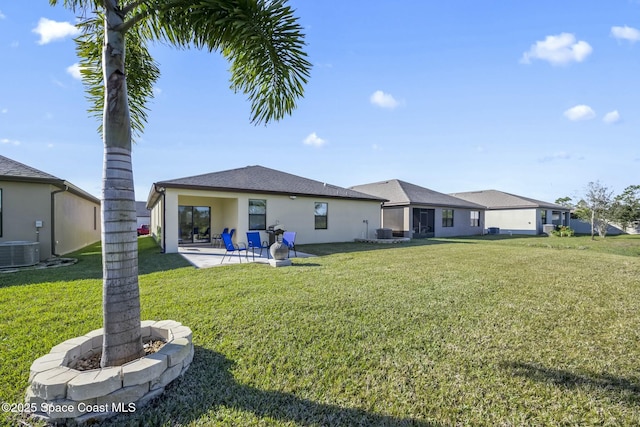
[108, 346, 437, 426]
[502, 361, 640, 405]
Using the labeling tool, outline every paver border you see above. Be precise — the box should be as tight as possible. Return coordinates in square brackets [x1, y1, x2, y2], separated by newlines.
[25, 320, 193, 424]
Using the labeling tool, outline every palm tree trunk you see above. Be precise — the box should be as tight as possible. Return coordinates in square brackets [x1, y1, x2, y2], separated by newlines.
[100, 0, 143, 367]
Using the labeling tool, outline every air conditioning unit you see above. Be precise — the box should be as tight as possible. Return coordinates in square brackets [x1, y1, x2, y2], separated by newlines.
[0, 241, 40, 268]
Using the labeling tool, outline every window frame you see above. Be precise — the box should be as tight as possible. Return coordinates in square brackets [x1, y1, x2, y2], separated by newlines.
[314, 201, 328, 230]
[442, 209, 454, 227]
[249, 199, 267, 230]
[470, 210, 480, 227]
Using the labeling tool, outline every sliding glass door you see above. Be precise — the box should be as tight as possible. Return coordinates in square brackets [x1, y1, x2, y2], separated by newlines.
[178, 206, 211, 244]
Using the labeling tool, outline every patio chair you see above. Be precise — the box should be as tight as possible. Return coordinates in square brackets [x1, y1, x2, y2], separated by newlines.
[282, 231, 297, 257]
[246, 231, 270, 261]
[220, 232, 247, 263]
[211, 227, 228, 248]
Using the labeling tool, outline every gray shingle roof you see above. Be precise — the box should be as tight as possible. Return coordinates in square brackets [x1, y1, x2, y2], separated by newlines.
[0, 155, 100, 204]
[350, 179, 485, 209]
[449, 189, 568, 210]
[154, 165, 386, 201]
[0, 155, 61, 181]
[136, 201, 150, 217]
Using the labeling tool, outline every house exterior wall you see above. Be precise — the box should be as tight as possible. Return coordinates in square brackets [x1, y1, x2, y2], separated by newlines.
[485, 209, 538, 234]
[0, 181, 52, 259]
[432, 207, 484, 237]
[382, 205, 484, 238]
[0, 181, 100, 260]
[53, 191, 101, 256]
[150, 188, 382, 253]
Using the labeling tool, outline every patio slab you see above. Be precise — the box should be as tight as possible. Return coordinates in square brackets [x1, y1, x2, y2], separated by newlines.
[178, 245, 314, 268]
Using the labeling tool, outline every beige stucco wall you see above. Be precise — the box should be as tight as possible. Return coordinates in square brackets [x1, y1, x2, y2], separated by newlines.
[0, 181, 100, 260]
[150, 188, 382, 253]
[0, 181, 52, 259]
[53, 191, 101, 256]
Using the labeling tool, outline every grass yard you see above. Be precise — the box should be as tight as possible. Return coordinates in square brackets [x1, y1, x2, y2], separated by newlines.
[1, 234, 640, 426]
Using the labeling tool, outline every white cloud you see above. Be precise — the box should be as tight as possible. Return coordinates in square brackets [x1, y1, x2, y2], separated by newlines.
[0, 10, 6, 19]
[370, 90, 399, 109]
[539, 151, 572, 163]
[1, 138, 21, 146]
[32, 18, 80, 45]
[611, 25, 640, 43]
[10, 41, 19, 48]
[603, 110, 621, 124]
[521, 33, 592, 66]
[303, 132, 326, 147]
[563, 105, 596, 121]
[372, 144, 382, 151]
[153, 86, 163, 96]
[66, 63, 82, 80]
[1, 108, 7, 114]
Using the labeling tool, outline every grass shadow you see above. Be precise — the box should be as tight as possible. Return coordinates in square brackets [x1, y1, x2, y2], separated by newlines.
[103, 346, 437, 426]
[0, 237, 192, 288]
[298, 237, 479, 256]
[502, 361, 640, 405]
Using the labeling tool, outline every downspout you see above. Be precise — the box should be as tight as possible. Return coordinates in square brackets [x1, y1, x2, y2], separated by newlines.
[50, 184, 69, 257]
[154, 184, 166, 253]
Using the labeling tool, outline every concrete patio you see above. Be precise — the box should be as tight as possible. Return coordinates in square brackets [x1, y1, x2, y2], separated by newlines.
[178, 245, 315, 268]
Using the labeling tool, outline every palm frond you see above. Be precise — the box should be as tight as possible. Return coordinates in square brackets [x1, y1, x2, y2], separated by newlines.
[153, 0, 311, 125]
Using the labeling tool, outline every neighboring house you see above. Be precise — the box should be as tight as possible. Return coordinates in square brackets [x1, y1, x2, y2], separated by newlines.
[350, 179, 486, 238]
[136, 201, 150, 227]
[0, 155, 101, 263]
[146, 165, 385, 254]
[449, 189, 571, 235]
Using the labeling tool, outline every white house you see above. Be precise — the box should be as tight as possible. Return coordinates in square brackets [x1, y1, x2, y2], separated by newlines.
[146, 165, 385, 253]
[450, 189, 571, 235]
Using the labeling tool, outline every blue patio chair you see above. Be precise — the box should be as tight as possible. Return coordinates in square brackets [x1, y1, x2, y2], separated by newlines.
[282, 231, 297, 257]
[220, 232, 247, 263]
[246, 231, 270, 261]
[211, 227, 228, 248]
[229, 228, 236, 239]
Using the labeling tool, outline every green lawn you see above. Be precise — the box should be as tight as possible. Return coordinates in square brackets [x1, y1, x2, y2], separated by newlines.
[1, 235, 640, 426]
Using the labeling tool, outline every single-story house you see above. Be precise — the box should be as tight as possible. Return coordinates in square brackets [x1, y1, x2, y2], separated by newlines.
[146, 165, 386, 253]
[449, 189, 571, 235]
[136, 201, 150, 228]
[350, 179, 486, 238]
[0, 155, 101, 265]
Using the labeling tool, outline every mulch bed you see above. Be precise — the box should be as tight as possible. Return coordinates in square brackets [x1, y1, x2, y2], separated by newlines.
[73, 339, 166, 371]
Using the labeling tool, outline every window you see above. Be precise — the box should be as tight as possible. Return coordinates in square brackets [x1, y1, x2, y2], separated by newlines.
[442, 209, 454, 227]
[315, 202, 328, 229]
[0, 189, 2, 237]
[470, 210, 480, 227]
[249, 199, 267, 230]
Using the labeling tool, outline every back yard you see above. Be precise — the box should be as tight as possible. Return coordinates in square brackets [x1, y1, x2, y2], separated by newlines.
[1, 235, 639, 426]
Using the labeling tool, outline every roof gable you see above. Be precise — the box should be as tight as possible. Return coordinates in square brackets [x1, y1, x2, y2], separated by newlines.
[450, 189, 567, 210]
[350, 179, 485, 209]
[154, 165, 385, 201]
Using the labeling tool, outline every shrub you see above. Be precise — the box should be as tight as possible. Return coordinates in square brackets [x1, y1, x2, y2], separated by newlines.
[551, 225, 575, 237]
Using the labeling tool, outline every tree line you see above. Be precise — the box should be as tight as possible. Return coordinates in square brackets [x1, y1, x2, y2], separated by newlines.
[556, 183, 640, 239]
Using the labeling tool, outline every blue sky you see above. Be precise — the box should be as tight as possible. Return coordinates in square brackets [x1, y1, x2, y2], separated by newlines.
[0, 1, 638, 204]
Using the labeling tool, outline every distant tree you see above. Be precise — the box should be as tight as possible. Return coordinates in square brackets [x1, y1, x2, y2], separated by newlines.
[555, 196, 574, 208]
[51, 0, 310, 367]
[581, 181, 614, 239]
[611, 185, 640, 231]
